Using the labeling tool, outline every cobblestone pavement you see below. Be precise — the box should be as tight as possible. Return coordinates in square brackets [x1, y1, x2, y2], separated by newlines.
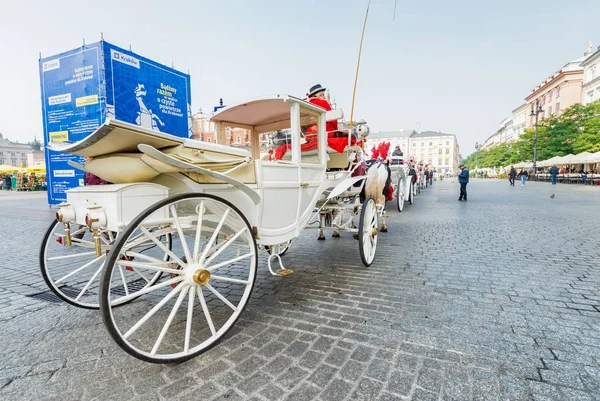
[1, 180, 600, 401]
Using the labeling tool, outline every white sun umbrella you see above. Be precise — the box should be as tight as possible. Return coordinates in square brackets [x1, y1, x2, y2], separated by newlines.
[555, 154, 575, 165]
[581, 151, 600, 163]
[568, 152, 593, 164]
[538, 156, 561, 168]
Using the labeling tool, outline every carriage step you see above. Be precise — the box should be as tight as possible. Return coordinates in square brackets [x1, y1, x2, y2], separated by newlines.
[268, 254, 293, 277]
[275, 268, 294, 277]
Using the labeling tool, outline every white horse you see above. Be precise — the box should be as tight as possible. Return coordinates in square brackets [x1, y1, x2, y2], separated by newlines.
[363, 161, 391, 232]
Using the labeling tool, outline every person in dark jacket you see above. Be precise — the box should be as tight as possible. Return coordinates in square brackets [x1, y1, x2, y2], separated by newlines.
[518, 168, 528, 186]
[3, 173, 12, 190]
[509, 166, 516, 187]
[458, 164, 469, 202]
[549, 165, 559, 185]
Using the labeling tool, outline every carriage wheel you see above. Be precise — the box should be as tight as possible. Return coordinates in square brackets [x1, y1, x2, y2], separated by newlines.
[417, 180, 421, 194]
[359, 197, 378, 267]
[100, 193, 257, 363]
[396, 177, 405, 212]
[408, 182, 414, 204]
[39, 220, 168, 309]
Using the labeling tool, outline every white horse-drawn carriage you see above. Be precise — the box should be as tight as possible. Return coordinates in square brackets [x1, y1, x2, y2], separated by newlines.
[389, 155, 416, 211]
[40, 95, 385, 363]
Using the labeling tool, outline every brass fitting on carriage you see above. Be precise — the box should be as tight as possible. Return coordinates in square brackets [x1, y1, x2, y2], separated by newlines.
[56, 202, 76, 246]
[85, 205, 107, 256]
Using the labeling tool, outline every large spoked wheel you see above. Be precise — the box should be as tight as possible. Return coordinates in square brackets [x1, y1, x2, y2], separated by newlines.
[408, 182, 414, 204]
[100, 193, 258, 363]
[417, 180, 421, 194]
[39, 220, 168, 309]
[396, 177, 405, 212]
[358, 197, 378, 267]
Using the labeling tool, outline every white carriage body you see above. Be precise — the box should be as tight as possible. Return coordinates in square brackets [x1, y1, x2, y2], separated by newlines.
[64, 183, 170, 233]
[50, 95, 363, 246]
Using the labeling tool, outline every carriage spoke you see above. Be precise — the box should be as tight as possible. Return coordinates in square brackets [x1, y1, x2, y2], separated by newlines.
[48, 251, 97, 261]
[115, 260, 181, 275]
[170, 205, 192, 263]
[114, 275, 183, 304]
[206, 283, 238, 312]
[184, 286, 196, 353]
[139, 226, 185, 266]
[192, 201, 204, 262]
[117, 266, 130, 297]
[199, 209, 230, 264]
[203, 227, 247, 267]
[151, 286, 189, 355]
[205, 252, 253, 272]
[197, 287, 217, 336]
[124, 282, 185, 339]
[130, 267, 154, 285]
[75, 261, 105, 301]
[211, 275, 250, 285]
[55, 254, 105, 284]
[124, 251, 167, 264]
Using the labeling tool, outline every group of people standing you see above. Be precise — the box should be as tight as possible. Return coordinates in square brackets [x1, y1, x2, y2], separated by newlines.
[508, 166, 528, 187]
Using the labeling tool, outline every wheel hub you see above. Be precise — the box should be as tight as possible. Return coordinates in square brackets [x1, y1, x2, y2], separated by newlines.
[185, 264, 211, 286]
[193, 269, 211, 286]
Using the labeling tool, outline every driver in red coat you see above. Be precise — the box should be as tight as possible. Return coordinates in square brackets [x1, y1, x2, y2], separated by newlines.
[307, 84, 338, 136]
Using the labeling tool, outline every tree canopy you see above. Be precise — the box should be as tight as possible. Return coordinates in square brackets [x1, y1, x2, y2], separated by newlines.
[463, 100, 600, 169]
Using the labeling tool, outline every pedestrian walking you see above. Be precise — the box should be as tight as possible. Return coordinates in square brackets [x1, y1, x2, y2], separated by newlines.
[458, 164, 469, 202]
[518, 168, 528, 186]
[549, 164, 559, 185]
[509, 166, 516, 187]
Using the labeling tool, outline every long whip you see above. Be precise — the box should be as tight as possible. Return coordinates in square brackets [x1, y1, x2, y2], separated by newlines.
[349, 0, 372, 132]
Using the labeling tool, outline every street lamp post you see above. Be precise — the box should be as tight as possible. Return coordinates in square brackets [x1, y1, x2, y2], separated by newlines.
[530, 99, 544, 174]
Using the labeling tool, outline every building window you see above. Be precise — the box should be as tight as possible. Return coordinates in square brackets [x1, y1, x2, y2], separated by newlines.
[549, 91, 553, 101]
[412, 142, 416, 147]
[11, 152, 15, 156]
[446, 149, 450, 154]
[438, 149, 442, 154]
[549, 106, 552, 115]
[446, 141, 449, 145]
[428, 160, 432, 164]
[556, 86, 560, 98]
[444, 159, 449, 165]
[236, 136, 241, 144]
[420, 142, 424, 147]
[0, 151, 3, 155]
[429, 142, 432, 146]
[0, 159, 3, 164]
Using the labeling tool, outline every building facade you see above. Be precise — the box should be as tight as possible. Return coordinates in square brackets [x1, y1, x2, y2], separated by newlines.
[525, 55, 588, 123]
[511, 103, 529, 138]
[0, 133, 35, 167]
[366, 130, 461, 173]
[482, 117, 514, 149]
[581, 46, 600, 105]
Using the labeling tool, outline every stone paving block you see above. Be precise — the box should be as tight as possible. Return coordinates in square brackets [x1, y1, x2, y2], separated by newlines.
[298, 350, 326, 370]
[277, 366, 310, 390]
[236, 371, 272, 395]
[320, 378, 354, 401]
[387, 369, 416, 397]
[351, 377, 384, 401]
[159, 376, 199, 399]
[283, 383, 321, 401]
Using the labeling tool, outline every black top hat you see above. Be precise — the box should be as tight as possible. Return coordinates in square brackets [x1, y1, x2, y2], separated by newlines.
[308, 84, 326, 97]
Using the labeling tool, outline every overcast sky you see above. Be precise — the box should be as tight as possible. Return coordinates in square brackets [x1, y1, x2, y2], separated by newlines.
[1, 0, 599, 154]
